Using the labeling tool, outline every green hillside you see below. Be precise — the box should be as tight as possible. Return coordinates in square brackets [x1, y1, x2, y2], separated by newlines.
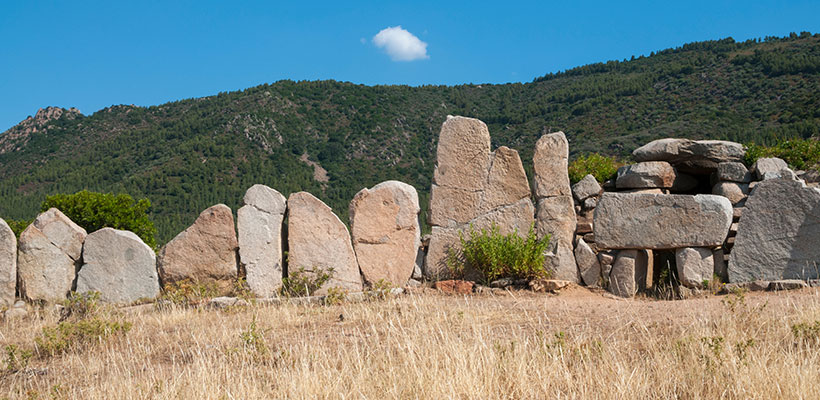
[1, 33, 818, 244]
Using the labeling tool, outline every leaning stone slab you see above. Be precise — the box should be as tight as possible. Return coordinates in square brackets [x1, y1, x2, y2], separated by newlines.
[594, 193, 732, 249]
[350, 181, 420, 287]
[157, 204, 238, 293]
[33, 208, 87, 261]
[675, 247, 714, 288]
[616, 162, 676, 189]
[572, 174, 601, 202]
[76, 228, 159, 303]
[575, 238, 601, 287]
[287, 192, 362, 294]
[729, 179, 820, 282]
[0, 218, 16, 308]
[238, 185, 287, 298]
[17, 224, 75, 302]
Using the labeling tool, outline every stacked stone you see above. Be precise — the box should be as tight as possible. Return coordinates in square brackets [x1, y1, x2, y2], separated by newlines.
[571, 174, 602, 287]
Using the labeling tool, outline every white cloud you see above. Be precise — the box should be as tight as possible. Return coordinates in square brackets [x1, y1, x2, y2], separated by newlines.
[372, 26, 429, 62]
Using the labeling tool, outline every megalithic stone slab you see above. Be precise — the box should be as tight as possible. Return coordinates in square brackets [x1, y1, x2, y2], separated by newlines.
[76, 228, 159, 303]
[33, 208, 87, 262]
[350, 181, 420, 287]
[0, 218, 16, 308]
[594, 193, 732, 249]
[238, 184, 287, 298]
[17, 224, 76, 302]
[157, 204, 238, 293]
[532, 132, 571, 198]
[287, 192, 362, 294]
[729, 179, 820, 282]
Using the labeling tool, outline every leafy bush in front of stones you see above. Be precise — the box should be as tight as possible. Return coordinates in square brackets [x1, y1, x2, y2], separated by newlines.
[568, 153, 621, 183]
[4, 218, 31, 239]
[744, 138, 820, 170]
[447, 223, 550, 284]
[60, 291, 101, 321]
[281, 266, 334, 298]
[158, 279, 220, 308]
[42, 190, 157, 249]
[791, 320, 820, 345]
[365, 279, 393, 301]
[35, 317, 132, 357]
[323, 287, 347, 305]
[3, 344, 33, 374]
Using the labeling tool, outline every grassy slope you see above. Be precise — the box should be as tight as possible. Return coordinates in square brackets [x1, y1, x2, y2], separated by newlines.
[0, 34, 818, 244]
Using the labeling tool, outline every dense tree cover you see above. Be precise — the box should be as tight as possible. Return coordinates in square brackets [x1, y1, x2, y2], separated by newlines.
[0, 34, 818, 245]
[41, 191, 157, 249]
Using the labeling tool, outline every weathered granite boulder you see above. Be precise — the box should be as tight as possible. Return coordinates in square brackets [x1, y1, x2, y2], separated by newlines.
[287, 192, 362, 294]
[717, 162, 752, 183]
[32, 208, 87, 261]
[76, 228, 159, 303]
[751, 157, 789, 180]
[237, 185, 287, 298]
[729, 179, 820, 282]
[350, 181, 420, 287]
[616, 162, 676, 189]
[575, 238, 601, 287]
[571, 174, 601, 202]
[425, 116, 534, 277]
[675, 247, 714, 288]
[533, 132, 578, 282]
[633, 138, 744, 172]
[0, 219, 16, 308]
[17, 224, 75, 302]
[594, 193, 733, 249]
[712, 182, 749, 205]
[157, 204, 238, 292]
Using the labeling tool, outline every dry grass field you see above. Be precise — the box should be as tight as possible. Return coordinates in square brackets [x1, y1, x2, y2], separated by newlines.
[2, 286, 820, 399]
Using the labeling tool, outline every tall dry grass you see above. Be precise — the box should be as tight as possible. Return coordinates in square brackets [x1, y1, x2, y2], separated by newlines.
[2, 288, 820, 399]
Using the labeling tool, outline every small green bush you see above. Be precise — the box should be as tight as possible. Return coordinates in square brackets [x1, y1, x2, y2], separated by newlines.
[60, 291, 101, 321]
[281, 267, 334, 297]
[744, 138, 820, 170]
[42, 190, 157, 249]
[568, 153, 621, 183]
[35, 318, 132, 357]
[4, 219, 31, 239]
[4, 344, 33, 373]
[447, 223, 551, 284]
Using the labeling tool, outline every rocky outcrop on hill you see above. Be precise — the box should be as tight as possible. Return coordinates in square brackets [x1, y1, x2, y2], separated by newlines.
[287, 192, 362, 294]
[350, 181, 420, 287]
[238, 184, 287, 297]
[425, 116, 534, 278]
[0, 107, 82, 154]
[157, 204, 238, 292]
[76, 228, 159, 303]
[0, 219, 16, 308]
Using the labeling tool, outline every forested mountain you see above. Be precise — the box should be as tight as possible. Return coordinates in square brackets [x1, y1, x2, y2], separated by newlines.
[1, 33, 819, 244]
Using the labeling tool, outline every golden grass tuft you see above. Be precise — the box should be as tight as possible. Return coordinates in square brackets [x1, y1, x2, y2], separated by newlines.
[2, 288, 820, 399]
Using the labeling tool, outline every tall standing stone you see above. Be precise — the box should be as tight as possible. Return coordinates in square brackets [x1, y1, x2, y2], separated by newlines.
[425, 116, 534, 278]
[76, 228, 159, 303]
[729, 179, 820, 282]
[287, 192, 362, 294]
[238, 185, 287, 297]
[533, 132, 578, 282]
[17, 224, 76, 302]
[0, 218, 16, 308]
[32, 208, 87, 261]
[350, 181, 420, 287]
[157, 204, 238, 293]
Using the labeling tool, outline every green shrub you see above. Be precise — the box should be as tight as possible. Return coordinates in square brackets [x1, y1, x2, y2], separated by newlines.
[35, 318, 132, 357]
[4, 219, 31, 239]
[744, 138, 820, 170]
[60, 291, 101, 321]
[158, 279, 221, 307]
[447, 223, 551, 284]
[281, 267, 334, 297]
[568, 153, 621, 183]
[4, 344, 33, 373]
[42, 190, 157, 249]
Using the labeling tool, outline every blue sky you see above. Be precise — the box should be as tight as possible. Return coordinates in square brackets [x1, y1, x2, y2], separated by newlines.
[1, 0, 819, 131]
